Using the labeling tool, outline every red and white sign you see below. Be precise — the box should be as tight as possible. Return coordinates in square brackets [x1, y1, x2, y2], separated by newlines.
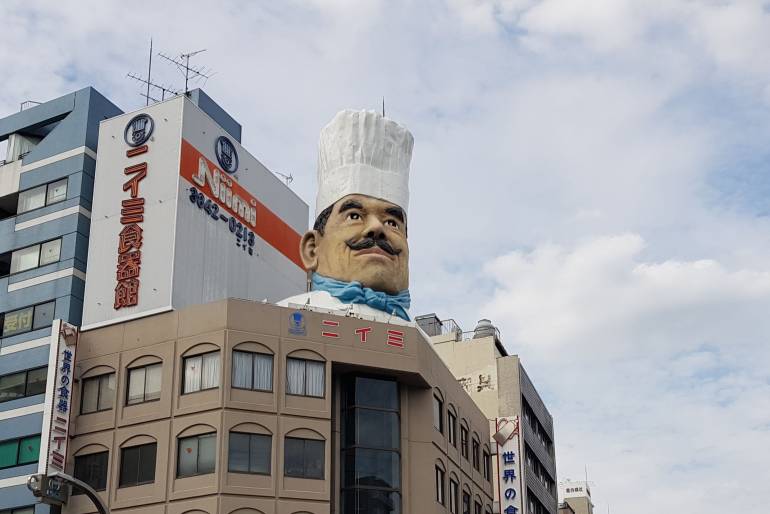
[39, 320, 78, 475]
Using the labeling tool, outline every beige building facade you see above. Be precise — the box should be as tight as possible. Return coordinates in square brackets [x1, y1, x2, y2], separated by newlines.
[62, 299, 495, 514]
[417, 316, 558, 514]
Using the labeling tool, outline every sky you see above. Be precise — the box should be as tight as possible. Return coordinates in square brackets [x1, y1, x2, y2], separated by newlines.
[2, 0, 770, 511]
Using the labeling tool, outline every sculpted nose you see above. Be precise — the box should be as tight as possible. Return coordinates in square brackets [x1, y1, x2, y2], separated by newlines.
[364, 215, 386, 239]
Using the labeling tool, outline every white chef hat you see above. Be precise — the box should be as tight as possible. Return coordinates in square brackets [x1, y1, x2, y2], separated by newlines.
[316, 109, 414, 218]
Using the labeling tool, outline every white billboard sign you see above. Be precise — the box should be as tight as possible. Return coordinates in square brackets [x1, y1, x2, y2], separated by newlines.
[38, 320, 78, 475]
[494, 416, 523, 514]
[82, 95, 307, 329]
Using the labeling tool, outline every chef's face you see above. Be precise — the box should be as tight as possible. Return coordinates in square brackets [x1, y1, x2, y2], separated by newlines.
[300, 194, 409, 295]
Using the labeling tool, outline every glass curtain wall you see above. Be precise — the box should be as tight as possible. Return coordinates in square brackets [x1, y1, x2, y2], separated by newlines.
[341, 376, 401, 514]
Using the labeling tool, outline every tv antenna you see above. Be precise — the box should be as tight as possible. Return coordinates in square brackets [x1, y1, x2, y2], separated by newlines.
[273, 170, 294, 186]
[157, 48, 214, 93]
[126, 39, 182, 105]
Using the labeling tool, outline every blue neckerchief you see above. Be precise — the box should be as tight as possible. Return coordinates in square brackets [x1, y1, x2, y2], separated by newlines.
[311, 273, 411, 321]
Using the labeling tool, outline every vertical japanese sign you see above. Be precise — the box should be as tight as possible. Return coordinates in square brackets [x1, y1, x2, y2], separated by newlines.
[494, 416, 523, 514]
[39, 320, 78, 475]
[114, 114, 153, 310]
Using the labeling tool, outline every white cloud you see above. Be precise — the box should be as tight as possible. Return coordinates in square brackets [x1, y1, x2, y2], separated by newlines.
[480, 234, 770, 511]
[2, 1, 770, 511]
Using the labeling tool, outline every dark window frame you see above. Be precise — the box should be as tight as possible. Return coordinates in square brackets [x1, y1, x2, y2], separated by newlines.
[176, 432, 217, 478]
[181, 350, 220, 395]
[16, 177, 69, 215]
[285, 357, 325, 398]
[6, 237, 63, 278]
[283, 436, 325, 480]
[462, 490, 471, 514]
[80, 373, 115, 414]
[435, 465, 445, 505]
[73, 451, 109, 493]
[1, 300, 56, 338]
[227, 431, 271, 475]
[447, 408, 457, 447]
[118, 442, 157, 488]
[125, 362, 162, 406]
[0, 366, 47, 404]
[449, 478, 459, 514]
[0, 434, 41, 469]
[472, 437, 480, 470]
[433, 394, 444, 433]
[483, 449, 491, 481]
[460, 424, 469, 459]
[231, 349, 274, 392]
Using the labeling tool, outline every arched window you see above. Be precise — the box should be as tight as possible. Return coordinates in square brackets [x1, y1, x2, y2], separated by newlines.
[286, 351, 325, 398]
[232, 342, 273, 392]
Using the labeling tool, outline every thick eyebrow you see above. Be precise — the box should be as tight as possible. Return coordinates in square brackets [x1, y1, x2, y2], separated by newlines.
[338, 199, 364, 213]
[385, 206, 405, 223]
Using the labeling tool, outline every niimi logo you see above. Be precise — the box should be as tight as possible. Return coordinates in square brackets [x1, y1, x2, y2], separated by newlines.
[289, 311, 306, 336]
[124, 114, 154, 147]
[215, 136, 239, 174]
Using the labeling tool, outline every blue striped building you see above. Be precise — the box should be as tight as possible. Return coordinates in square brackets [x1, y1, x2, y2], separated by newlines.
[0, 88, 122, 513]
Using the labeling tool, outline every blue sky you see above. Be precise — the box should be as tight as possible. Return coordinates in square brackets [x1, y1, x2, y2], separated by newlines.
[2, 1, 769, 512]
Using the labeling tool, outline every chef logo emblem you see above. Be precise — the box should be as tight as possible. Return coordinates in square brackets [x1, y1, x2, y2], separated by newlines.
[215, 136, 239, 174]
[124, 114, 154, 147]
[289, 311, 306, 336]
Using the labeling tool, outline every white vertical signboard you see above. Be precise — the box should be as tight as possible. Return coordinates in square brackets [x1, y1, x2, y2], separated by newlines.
[38, 320, 78, 475]
[494, 416, 523, 514]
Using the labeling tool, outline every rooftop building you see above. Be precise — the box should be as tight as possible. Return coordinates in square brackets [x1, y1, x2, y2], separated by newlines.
[418, 315, 558, 514]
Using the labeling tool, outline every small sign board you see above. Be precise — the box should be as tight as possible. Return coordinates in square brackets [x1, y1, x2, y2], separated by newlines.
[38, 320, 78, 476]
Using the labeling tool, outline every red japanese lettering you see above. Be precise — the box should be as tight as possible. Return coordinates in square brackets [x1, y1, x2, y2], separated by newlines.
[386, 329, 404, 348]
[123, 162, 147, 197]
[355, 327, 372, 343]
[120, 197, 145, 224]
[321, 319, 339, 338]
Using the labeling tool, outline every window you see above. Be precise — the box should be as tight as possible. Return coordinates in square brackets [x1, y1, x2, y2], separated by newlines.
[228, 432, 271, 474]
[448, 409, 457, 446]
[119, 443, 156, 487]
[475, 501, 482, 514]
[460, 425, 469, 459]
[341, 376, 401, 512]
[284, 437, 324, 479]
[81, 373, 115, 414]
[435, 465, 445, 505]
[0, 435, 40, 469]
[0, 367, 46, 403]
[177, 433, 216, 477]
[483, 450, 491, 481]
[286, 357, 324, 397]
[17, 178, 68, 214]
[462, 491, 471, 514]
[126, 363, 162, 405]
[433, 394, 443, 433]
[449, 478, 459, 514]
[9, 239, 61, 275]
[1, 301, 55, 337]
[182, 351, 220, 393]
[472, 438, 480, 470]
[232, 350, 273, 391]
[73, 451, 108, 493]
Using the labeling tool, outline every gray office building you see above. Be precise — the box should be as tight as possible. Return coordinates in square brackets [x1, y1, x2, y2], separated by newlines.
[0, 88, 123, 512]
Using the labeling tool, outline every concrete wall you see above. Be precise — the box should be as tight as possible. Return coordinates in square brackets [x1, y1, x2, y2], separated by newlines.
[65, 299, 495, 514]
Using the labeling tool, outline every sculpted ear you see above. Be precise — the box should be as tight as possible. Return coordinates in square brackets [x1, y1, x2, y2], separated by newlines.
[300, 230, 320, 271]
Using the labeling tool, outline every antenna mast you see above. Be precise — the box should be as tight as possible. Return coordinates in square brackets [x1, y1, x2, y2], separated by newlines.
[127, 38, 182, 105]
[157, 49, 214, 94]
[273, 170, 294, 186]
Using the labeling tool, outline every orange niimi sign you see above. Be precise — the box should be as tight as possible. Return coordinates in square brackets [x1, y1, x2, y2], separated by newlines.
[179, 139, 303, 269]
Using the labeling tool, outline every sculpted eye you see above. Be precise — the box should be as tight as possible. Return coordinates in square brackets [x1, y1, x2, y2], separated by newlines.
[347, 212, 361, 220]
[385, 219, 399, 229]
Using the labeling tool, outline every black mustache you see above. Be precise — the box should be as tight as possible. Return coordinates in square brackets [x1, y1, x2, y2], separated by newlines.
[346, 237, 402, 256]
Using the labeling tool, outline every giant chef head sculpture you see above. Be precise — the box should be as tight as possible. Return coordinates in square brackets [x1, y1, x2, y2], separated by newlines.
[282, 110, 414, 322]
